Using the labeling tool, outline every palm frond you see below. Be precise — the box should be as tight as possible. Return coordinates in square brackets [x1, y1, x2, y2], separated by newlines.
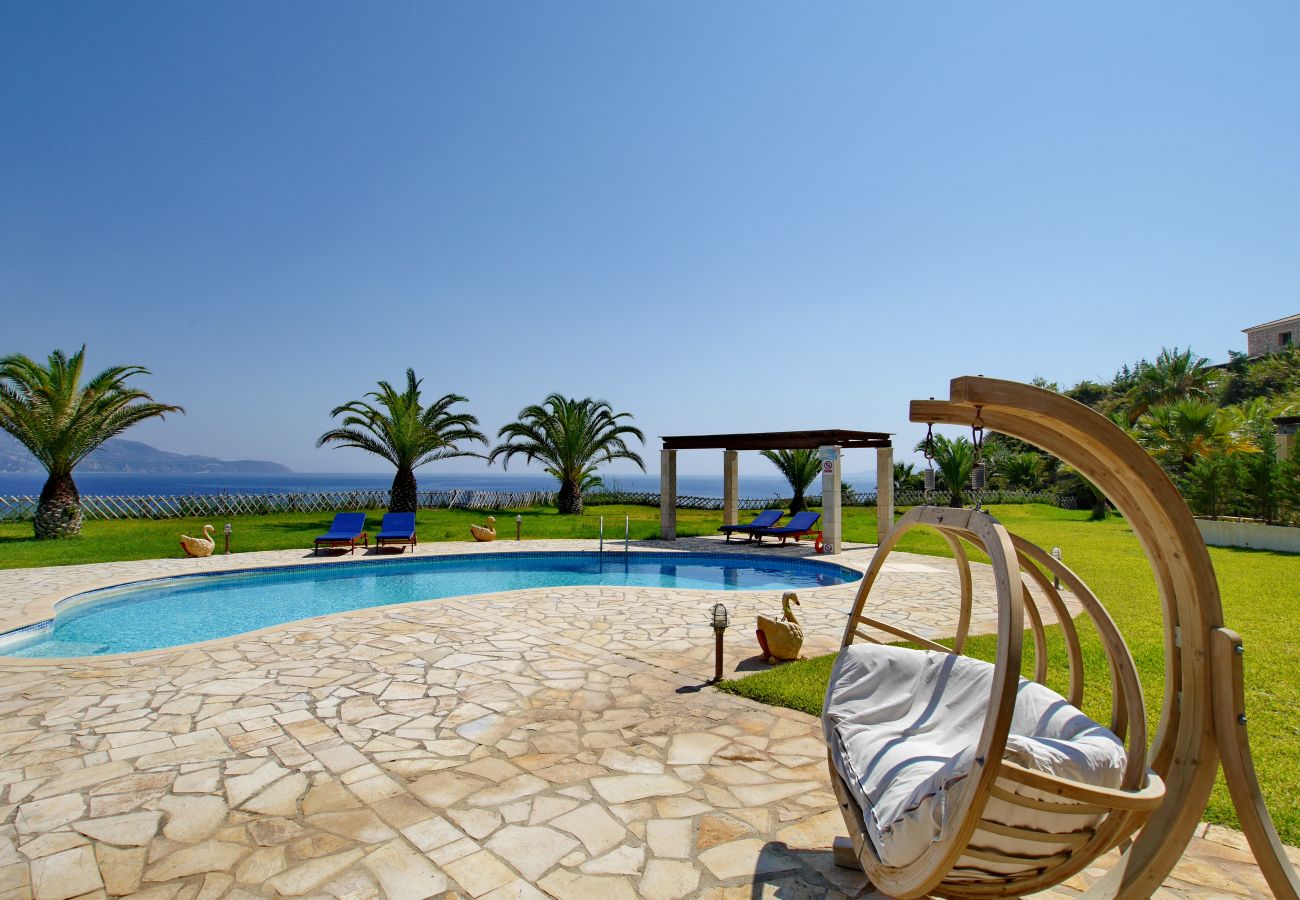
[318, 372, 485, 475]
[0, 347, 182, 479]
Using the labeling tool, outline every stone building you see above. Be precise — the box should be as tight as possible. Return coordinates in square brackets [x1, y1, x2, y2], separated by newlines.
[1244, 313, 1300, 357]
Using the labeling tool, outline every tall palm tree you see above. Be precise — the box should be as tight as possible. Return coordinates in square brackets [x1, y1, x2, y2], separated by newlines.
[760, 449, 821, 514]
[1126, 347, 1219, 423]
[0, 347, 183, 539]
[489, 394, 644, 514]
[317, 370, 486, 513]
[1134, 398, 1256, 476]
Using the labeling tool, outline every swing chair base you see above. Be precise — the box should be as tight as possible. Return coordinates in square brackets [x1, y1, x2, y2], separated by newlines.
[832, 835, 861, 870]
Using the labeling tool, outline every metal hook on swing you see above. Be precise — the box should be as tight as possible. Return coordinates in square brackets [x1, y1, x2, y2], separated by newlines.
[923, 423, 937, 499]
[970, 406, 988, 510]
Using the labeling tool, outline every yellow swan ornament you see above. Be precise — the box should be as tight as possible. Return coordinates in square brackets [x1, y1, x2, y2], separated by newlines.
[179, 524, 216, 558]
[469, 516, 497, 542]
[756, 591, 804, 663]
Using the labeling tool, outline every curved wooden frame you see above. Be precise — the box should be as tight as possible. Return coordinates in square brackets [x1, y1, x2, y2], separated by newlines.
[831, 503, 1163, 897]
[828, 376, 1298, 899]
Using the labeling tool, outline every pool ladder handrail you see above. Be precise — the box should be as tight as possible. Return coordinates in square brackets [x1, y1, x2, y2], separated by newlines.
[597, 516, 631, 553]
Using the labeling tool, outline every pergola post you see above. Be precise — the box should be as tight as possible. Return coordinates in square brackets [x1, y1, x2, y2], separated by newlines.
[876, 445, 894, 545]
[660, 448, 677, 540]
[722, 450, 739, 527]
[821, 445, 842, 554]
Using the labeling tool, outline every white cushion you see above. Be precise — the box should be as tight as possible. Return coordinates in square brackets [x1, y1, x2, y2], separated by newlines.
[824, 643, 1126, 872]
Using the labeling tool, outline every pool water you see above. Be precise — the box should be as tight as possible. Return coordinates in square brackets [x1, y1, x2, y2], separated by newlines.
[0, 551, 859, 658]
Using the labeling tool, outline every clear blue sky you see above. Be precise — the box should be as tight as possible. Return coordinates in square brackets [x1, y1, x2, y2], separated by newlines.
[3, 3, 1298, 476]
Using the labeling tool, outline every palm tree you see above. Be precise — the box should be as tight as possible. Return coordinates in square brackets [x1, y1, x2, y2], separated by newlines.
[994, 452, 1045, 490]
[913, 434, 975, 507]
[893, 462, 925, 493]
[317, 370, 486, 513]
[1134, 398, 1256, 477]
[760, 449, 821, 514]
[1126, 347, 1219, 423]
[0, 347, 183, 539]
[490, 394, 644, 514]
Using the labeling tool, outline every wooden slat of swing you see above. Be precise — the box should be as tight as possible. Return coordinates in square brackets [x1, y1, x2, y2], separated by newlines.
[998, 761, 1165, 811]
[959, 844, 1071, 868]
[940, 529, 974, 653]
[1020, 578, 1049, 685]
[1016, 548, 1085, 708]
[989, 781, 1109, 817]
[853, 614, 951, 654]
[1009, 535, 1145, 772]
[974, 818, 1094, 847]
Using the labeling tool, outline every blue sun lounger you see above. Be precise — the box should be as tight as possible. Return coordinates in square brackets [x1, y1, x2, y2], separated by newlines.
[717, 509, 783, 542]
[375, 512, 417, 552]
[752, 510, 822, 546]
[314, 512, 369, 555]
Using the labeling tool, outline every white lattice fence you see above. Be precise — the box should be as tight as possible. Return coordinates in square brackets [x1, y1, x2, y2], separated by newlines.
[0, 490, 554, 522]
[0, 488, 1075, 522]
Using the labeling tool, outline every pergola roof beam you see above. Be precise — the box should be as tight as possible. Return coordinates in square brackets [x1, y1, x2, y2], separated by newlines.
[661, 429, 891, 451]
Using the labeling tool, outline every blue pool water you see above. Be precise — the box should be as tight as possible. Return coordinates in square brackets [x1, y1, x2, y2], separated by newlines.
[0, 551, 859, 658]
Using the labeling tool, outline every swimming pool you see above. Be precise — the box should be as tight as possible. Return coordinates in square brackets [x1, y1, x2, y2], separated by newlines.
[0, 551, 860, 658]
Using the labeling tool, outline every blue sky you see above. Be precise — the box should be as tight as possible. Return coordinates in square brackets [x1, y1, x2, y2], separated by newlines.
[3, 3, 1298, 476]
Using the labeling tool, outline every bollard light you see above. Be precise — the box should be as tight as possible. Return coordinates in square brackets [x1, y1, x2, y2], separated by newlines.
[515, 514, 522, 542]
[711, 603, 730, 683]
[712, 603, 730, 630]
[1051, 546, 1062, 589]
[223, 523, 232, 555]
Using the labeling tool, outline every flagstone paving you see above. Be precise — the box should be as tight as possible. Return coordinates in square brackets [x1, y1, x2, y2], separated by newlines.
[0, 537, 1286, 898]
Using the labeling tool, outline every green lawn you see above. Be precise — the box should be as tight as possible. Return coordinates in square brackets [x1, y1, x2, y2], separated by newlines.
[0, 504, 737, 569]
[719, 504, 1300, 844]
[4, 502, 1297, 842]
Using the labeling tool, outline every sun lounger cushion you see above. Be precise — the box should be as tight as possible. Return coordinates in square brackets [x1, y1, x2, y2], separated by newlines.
[754, 511, 820, 536]
[318, 513, 366, 539]
[377, 513, 416, 538]
[718, 510, 783, 534]
[824, 643, 1126, 871]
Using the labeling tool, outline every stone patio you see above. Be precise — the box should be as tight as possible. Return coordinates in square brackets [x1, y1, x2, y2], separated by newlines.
[0, 537, 1285, 898]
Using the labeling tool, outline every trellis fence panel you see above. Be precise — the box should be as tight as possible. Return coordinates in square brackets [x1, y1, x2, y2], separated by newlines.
[0, 487, 1072, 522]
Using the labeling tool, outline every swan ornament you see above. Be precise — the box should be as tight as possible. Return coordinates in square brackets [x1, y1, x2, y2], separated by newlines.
[756, 591, 804, 663]
[469, 516, 497, 542]
[179, 524, 216, 558]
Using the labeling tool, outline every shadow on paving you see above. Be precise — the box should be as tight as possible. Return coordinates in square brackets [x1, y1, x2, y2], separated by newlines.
[749, 842, 876, 898]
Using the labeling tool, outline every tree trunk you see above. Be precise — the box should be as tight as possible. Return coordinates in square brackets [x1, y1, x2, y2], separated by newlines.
[789, 490, 806, 514]
[558, 478, 584, 515]
[389, 467, 418, 513]
[949, 487, 964, 508]
[35, 473, 82, 539]
[1089, 485, 1109, 521]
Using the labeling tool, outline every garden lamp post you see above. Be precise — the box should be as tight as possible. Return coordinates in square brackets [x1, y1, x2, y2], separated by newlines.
[1051, 546, 1061, 589]
[711, 603, 730, 683]
[515, 514, 522, 542]
[224, 523, 232, 555]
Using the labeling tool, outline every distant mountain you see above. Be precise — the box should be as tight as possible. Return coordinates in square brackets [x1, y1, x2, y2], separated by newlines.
[0, 434, 291, 474]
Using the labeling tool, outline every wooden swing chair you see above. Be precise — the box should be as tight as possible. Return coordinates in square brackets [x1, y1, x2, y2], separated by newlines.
[826, 377, 1300, 899]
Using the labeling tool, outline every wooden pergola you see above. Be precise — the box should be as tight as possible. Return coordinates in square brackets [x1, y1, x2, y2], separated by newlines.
[658, 429, 894, 553]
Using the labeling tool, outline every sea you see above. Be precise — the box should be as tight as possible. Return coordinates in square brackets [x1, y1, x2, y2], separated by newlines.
[0, 471, 876, 500]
